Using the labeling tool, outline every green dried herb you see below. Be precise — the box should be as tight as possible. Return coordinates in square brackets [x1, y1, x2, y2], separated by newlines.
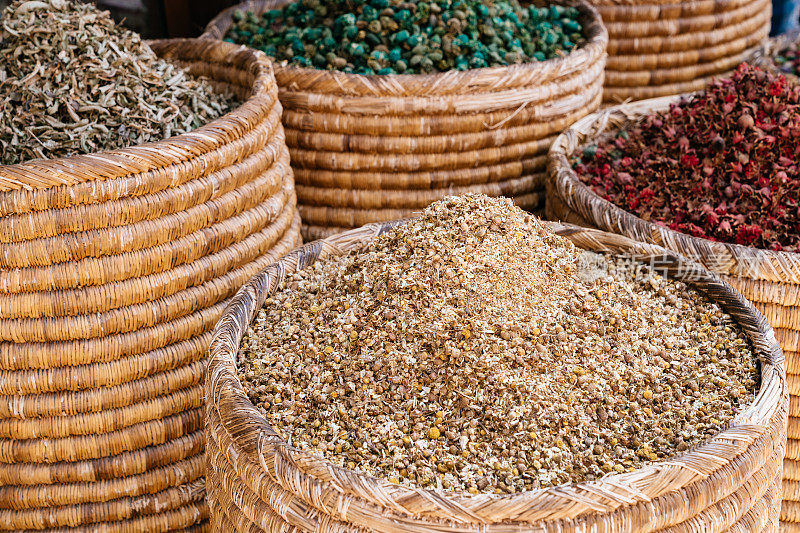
[225, 0, 585, 75]
[775, 40, 800, 77]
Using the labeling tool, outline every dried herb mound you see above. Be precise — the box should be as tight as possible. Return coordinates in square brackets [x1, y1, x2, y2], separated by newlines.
[775, 41, 800, 77]
[224, 0, 584, 75]
[239, 194, 757, 494]
[0, 0, 235, 165]
[574, 63, 800, 252]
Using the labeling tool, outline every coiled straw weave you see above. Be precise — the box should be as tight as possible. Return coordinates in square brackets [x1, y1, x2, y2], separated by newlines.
[203, 0, 607, 240]
[591, 0, 771, 103]
[546, 96, 797, 529]
[206, 219, 786, 532]
[0, 39, 300, 531]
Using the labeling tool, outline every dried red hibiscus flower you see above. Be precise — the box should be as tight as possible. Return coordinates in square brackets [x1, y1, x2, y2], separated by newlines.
[573, 63, 800, 253]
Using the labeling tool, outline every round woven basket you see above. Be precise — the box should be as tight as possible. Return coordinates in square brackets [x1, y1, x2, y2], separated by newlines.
[0, 38, 300, 531]
[202, 0, 607, 241]
[546, 96, 799, 528]
[206, 219, 786, 532]
[591, 0, 771, 103]
[751, 29, 800, 84]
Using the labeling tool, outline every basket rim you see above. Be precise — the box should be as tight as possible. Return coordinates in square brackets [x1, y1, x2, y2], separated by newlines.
[207, 218, 786, 527]
[200, 0, 608, 90]
[0, 38, 274, 192]
[547, 94, 800, 279]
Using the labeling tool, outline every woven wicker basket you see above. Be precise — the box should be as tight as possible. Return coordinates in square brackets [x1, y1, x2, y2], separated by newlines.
[202, 0, 607, 241]
[0, 38, 301, 531]
[592, 0, 771, 103]
[206, 219, 786, 532]
[546, 96, 800, 528]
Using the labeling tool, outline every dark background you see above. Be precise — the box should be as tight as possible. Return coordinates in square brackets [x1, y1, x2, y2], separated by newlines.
[0, 0, 241, 38]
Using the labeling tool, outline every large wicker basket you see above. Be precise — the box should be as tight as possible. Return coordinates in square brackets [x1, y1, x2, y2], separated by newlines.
[202, 0, 608, 241]
[206, 220, 787, 532]
[591, 0, 771, 103]
[0, 39, 300, 531]
[546, 96, 800, 528]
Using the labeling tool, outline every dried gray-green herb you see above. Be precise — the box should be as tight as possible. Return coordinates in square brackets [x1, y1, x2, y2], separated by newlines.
[0, 0, 235, 165]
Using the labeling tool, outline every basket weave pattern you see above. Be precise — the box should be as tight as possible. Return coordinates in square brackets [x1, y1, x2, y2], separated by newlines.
[591, 0, 771, 103]
[0, 39, 300, 531]
[206, 220, 786, 532]
[546, 96, 798, 527]
[203, 0, 607, 240]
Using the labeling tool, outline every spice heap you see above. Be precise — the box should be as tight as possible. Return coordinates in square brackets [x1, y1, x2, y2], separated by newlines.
[573, 63, 800, 252]
[774, 39, 800, 77]
[224, 0, 584, 74]
[0, 0, 235, 165]
[239, 194, 757, 494]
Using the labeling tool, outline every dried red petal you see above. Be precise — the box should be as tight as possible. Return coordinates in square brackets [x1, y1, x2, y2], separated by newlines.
[572, 63, 800, 252]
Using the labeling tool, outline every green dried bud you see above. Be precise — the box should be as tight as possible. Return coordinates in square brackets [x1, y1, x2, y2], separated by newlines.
[224, 0, 586, 74]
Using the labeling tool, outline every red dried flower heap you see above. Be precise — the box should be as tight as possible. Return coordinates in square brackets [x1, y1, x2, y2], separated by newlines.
[574, 63, 800, 252]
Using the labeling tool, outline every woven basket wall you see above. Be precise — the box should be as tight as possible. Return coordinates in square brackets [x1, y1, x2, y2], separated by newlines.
[546, 96, 799, 529]
[202, 0, 608, 241]
[0, 39, 300, 531]
[206, 219, 786, 532]
[591, 0, 771, 103]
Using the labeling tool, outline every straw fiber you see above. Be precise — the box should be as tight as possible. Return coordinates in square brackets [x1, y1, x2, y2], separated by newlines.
[546, 95, 797, 528]
[591, 0, 771, 103]
[203, 0, 607, 239]
[206, 219, 786, 532]
[0, 39, 300, 530]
